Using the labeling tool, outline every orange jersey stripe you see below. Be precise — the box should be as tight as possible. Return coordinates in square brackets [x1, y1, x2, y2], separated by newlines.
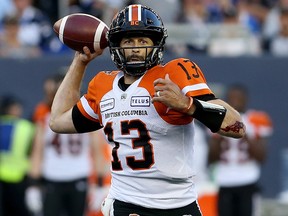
[77, 100, 97, 122]
[247, 110, 273, 127]
[128, 4, 141, 22]
[79, 71, 118, 124]
[132, 5, 139, 21]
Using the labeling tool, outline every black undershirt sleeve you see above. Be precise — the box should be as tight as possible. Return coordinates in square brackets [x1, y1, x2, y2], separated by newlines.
[194, 94, 217, 101]
[72, 105, 102, 133]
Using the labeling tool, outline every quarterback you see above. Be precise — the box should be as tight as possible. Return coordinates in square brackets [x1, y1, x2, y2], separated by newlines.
[50, 4, 245, 216]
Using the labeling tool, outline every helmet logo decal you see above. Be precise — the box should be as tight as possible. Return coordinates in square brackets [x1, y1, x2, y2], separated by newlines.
[129, 5, 141, 25]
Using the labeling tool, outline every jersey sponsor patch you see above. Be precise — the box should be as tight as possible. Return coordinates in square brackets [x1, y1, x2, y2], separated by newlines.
[100, 98, 115, 112]
[130, 96, 150, 107]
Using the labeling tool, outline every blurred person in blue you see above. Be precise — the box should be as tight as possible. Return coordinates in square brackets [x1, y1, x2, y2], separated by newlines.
[270, 7, 288, 56]
[67, 0, 123, 25]
[0, 95, 35, 216]
[0, 14, 41, 58]
[133, 0, 180, 23]
[0, 0, 14, 22]
[208, 84, 273, 216]
[68, 0, 106, 19]
[237, 0, 268, 36]
[262, 0, 288, 51]
[33, 0, 58, 24]
[10, 0, 64, 53]
[175, 0, 210, 54]
[209, 4, 262, 56]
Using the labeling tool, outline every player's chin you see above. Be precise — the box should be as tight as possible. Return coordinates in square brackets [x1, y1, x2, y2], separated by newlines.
[127, 61, 145, 65]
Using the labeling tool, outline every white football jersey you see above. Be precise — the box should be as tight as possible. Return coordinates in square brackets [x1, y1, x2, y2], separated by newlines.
[213, 110, 273, 186]
[42, 114, 92, 181]
[76, 58, 214, 209]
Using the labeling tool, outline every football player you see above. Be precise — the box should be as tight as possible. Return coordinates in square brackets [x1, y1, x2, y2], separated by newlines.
[49, 4, 245, 216]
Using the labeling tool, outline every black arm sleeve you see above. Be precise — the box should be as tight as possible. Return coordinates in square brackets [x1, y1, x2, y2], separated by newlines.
[72, 105, 102, 133]
[192, 98, 226, 133]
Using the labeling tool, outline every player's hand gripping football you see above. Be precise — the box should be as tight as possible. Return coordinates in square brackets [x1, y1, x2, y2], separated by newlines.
[152, 74, 194, 114]
[75, 46, 104, 65]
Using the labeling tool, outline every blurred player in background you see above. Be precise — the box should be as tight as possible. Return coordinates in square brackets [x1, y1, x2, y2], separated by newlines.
[208, 83, 273, 216]
[26, 73, 111, 216]
[0, 95, 35, 216]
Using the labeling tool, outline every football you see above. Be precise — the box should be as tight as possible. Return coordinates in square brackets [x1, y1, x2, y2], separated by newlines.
[53, 13, 109, 53]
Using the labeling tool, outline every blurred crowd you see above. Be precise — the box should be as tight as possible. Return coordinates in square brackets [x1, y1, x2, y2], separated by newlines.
[0, 0, 288, 58]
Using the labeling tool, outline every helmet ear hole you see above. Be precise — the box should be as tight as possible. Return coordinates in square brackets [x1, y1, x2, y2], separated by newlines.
[147, 18, 153, 25]
[107, 4, 167, 76]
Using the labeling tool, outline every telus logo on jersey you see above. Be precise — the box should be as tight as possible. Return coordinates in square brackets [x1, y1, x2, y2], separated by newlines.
[100, 98, 115, 112]
[130, 96, 150, 107]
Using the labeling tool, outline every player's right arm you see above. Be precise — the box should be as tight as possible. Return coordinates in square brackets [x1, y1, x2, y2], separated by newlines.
[49, 47, 102, 133]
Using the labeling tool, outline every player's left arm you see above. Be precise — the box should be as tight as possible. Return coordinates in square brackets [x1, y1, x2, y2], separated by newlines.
[152, 74, 245, 138]
[204, 98, 245, 138]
